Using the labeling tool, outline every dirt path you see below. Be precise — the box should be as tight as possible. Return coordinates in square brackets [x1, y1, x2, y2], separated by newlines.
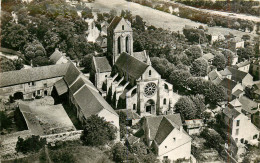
[86, 0, 257, 39]
[44, 145, 52, 163]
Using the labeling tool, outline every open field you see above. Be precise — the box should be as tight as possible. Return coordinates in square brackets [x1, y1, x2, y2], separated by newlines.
[86, 0, 257, 39]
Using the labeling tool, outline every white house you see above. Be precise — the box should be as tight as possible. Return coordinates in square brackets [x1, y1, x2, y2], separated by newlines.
[142, 114, 191, 161]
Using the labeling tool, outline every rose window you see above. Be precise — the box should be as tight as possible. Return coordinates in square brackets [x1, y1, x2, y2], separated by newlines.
[144, 82, 157, 97]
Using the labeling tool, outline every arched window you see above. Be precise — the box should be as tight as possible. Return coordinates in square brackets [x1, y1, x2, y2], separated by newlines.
[163, 98, 166, 105]
[149, 70, 151, 76]
[117, 36, 121, 54]
[122, 25, 124, 30]
[125, 36, 129, 53]
[164, 84, 168, 90]
[133, 104, 136, 110]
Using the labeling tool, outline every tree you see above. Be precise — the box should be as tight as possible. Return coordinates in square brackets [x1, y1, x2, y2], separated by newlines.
[110, 143, 137, 163]
[0, 56, 16, 72]
[222, 49, 235, 66]
[16, 135, 46, 154]
[212, 53, 226, 70]
[24, 40, 47, 61]
[174, 96, 197, 120]
[81, 7, 93, 19]
[50, 150, 75, 163]
[190, 95, 206, 118]
[183, 28, 208, 44]
[190, 58, 208, 77]
[185, 45, 203, 62]
[169, 70, 191, 90]
[81, 115, 117, 146]
[242, 34, 251, 42]
[80, 54, 93, 73]
[1, 23, 30, 51]
[237, 47, 255, 62]
[32, 56, 52, 67]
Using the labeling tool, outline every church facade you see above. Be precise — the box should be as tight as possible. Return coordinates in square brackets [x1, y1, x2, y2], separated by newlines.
[92, 17, 175, 117]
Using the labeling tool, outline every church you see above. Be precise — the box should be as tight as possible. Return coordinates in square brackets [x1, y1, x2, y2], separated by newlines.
[91, 17, 175, 117]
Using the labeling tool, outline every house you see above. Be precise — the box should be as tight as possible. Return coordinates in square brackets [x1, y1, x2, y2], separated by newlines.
[208, 69, 222, 85]
[142, 114, 191, 161]
[234, 60, 250, 73]
[0, 63, 69, 100]
[226, 67, 253, 88]
[222, 107, 259, 145]
[219, 78, 243, 95]
[228, 38, 244, 51]
[185, 119, 204, 135]
[239, 96, 260, 115]
[49, 49, 68, 65]
[202, 53, 214, 64]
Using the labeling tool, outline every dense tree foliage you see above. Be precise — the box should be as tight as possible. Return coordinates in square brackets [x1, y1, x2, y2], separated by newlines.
[16, 135, 46, 154]
[81, 115, 117, 146]
[212, 53, 226, 70]
[190, 58, 208, 77]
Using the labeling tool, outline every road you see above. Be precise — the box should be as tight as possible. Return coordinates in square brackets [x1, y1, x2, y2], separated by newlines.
[86, 0, 257, 38]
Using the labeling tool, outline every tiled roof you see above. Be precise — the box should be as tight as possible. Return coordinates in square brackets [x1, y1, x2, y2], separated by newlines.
[185, 119, 204, 128]
[223, 107, 240, 119]
[232, 89, 243, 97]
[239, 96, 258, 110]
[132, 50, 148, 63]
[220, 68, 232, 76]
[229, 99, 242, 107]
[146, 114, 182, 141]
[73, 85, 118, 119]
[115, 53, 149, 79]
[0, 63, 70, 88]
[64, 63, 81, 86]
[54, 79, 68, 96]
[154, 117, 174, 145]
[108, 16, 122, 31]
[69, 77, 85, 95]
[209, 69, 221, 81]
[227, 67, 248, 83]
[202, 53, 214, 61]
[219, 78, 237, 90]
[93, 57, 112, 73]
[50, 49, 63, 63]
[117, 109, 140, 120]
[235, 60, 250, 68]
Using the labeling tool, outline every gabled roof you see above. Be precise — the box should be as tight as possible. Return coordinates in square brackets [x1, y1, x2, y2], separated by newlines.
[50, 49, 64, 63]
[64, 63, 81, 86]
[93, 57, 112, 73]
[0, 63, 70, 88]
[220, 68, 232, 76]
[227, 67, 248, 83]
[115, 53, 149, 79]
[232, 89, 243, 98]
[54, 79, 68, 96]
[73, 85, 118, 119]
[116, 109, 141, 120]
[70, 77, 85, 95]
[219, 78, 237, 90]
[146, 114, 182, 141]
[132, 50, 148, 63]
[229, 99, 242, 107]
[209, 69, 221, 81]
[108, 16, 122, 31]
[235, 60, 250, 68]
[223, 107, 241, 119]
[154, 117, 174, 145]
[202, 53, 214, 61]
[239, 96, 258, 110]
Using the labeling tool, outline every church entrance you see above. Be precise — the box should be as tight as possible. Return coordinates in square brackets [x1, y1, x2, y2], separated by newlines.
[145, 99, 155, 114]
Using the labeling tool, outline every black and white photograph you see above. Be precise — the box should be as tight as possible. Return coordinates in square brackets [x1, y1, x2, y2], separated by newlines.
[0, 0, 260, 162]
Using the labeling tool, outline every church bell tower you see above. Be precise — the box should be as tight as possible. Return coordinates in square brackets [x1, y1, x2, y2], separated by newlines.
[107, 17, 133, 65]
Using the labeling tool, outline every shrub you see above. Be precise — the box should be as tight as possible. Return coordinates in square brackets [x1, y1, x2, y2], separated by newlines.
[16, 135, 46, 154]
[0, 111, 12, 131]
[50, 150, 75, 163]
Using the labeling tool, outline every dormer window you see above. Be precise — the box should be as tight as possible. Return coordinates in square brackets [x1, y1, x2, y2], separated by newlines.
[122, 25, 124, 30]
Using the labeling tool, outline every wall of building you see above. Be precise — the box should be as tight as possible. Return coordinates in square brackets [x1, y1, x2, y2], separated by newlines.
[0, 77, 62, 99]
[157, 129, 191, 161]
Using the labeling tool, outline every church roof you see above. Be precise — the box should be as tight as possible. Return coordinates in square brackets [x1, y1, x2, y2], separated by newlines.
[108, 16, 122, 31]
[93, 57, 112, 73]
[115, 53, 149, 79]
[73, 85, 118, 118]
[132, 51, 148, 63]
[0, 63, 70, 88]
